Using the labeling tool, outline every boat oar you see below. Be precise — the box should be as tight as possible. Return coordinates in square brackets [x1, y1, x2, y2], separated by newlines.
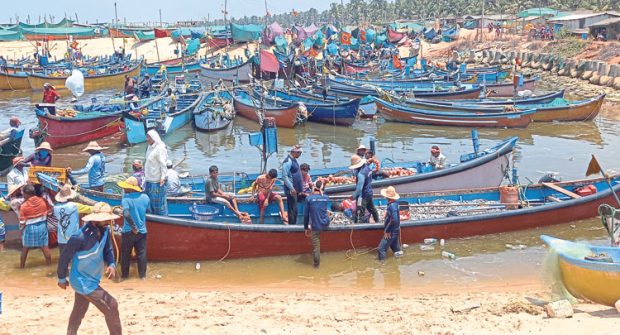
[585, 154, 620, 207]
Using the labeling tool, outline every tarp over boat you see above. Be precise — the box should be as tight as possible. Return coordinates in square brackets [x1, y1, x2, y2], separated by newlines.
[293, 23, 319, 44]
[262, 22, 284, 44]
[231, 23, 263, 42]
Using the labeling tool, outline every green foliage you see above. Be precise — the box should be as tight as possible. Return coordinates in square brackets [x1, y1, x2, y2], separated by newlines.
[541, 38, 588, 58]
[212, 0, 620, 26]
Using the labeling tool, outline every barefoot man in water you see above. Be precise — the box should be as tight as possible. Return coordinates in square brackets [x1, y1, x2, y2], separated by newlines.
[57, 202, 122, 335]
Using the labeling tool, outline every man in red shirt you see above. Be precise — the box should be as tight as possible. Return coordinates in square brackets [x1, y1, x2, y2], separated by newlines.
[42, 83, 61, 103]
[41, 83, 61, 115]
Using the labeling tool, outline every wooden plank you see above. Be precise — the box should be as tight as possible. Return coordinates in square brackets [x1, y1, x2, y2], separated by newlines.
[542, 182, 581, 199]
[547, 196, 563, 203]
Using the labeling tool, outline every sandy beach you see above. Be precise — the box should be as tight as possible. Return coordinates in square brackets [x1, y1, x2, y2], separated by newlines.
[1, 280, 619, 335]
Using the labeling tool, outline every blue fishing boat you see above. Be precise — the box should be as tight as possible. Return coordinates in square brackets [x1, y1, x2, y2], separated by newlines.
[254, 88, 361, 126]
[193, 92, 234, 132]
[230, 23, 263, 42]
[442, 26, 460, 41]
[123, 91, 201, 145]
[143, 57, 209, 75]
[326, 79, 483, 100]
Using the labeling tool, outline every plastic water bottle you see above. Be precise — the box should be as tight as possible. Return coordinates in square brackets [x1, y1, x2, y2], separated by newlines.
[423, 238, 438, 245]
[195, 262, 201, 271]
[441, 251, 456, 260]
[419, 244, 435, 251]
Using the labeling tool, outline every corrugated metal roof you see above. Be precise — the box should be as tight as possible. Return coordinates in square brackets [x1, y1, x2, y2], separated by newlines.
[588, 17, 620, 27]
[549, 11, 620, 22]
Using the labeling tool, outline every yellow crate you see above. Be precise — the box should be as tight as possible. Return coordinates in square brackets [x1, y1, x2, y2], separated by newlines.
[28, 166, 68, 185]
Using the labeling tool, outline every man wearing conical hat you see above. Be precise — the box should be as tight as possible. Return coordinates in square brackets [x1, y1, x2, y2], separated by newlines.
[349, 155, 379, 224]
[57, 202, 122, 335]
[378, 186, 403, 262]
[67, 141, 107, 191]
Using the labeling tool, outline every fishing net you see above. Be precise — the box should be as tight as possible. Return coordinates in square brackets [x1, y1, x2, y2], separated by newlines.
[542, 238, 592, 303]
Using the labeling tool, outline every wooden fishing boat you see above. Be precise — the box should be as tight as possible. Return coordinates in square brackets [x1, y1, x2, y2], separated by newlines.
[123, 92, 200, 145]
[419, 90, 565, 106]
[0, 72, 31, 90]
[414, 93, 605, 122]
[329, 74, 476, 90]
[208, 36, 233, 48]
[541, 235, 620, 307]
[199, 60, 252, 83]
[114, 175, 620, 260]
[485, 78, 538, 97]
[442, 26, 460, 41]
[387, 28, 407, 43]
[374, 97, 535, 128]
[79, 137, 518, 208]
[27, 60, 143, 91]
[254, 88, 361, 126]
[0, 129, 24, 175]
[31, 103, 125, 149]
[327, 79, 483, 100]
[232, 90, 302, 128]
[193, 93, 234, 132]
[343, 61, 378, 75]
[144, 58, 205, 75]
[525, 93, 605, 122]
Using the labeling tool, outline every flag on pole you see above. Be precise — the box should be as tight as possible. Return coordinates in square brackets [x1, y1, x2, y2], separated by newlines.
[393, 55, 403, 69]
[340, 32, 351, 45]
[260, 50, 279, 73]
[586, 154, 603, 177]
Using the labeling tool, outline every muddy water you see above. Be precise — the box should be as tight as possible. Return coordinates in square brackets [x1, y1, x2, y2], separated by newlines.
[0, 84, 618, 291]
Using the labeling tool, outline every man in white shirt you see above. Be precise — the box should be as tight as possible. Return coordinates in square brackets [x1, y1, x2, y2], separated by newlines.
[429, 145, 447, 170]
[165, 160, 181, 195]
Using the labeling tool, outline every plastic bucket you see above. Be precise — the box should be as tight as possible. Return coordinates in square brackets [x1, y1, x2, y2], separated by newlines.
[189, 205, 220, 221]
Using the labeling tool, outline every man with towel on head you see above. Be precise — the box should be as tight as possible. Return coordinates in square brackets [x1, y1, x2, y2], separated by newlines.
[144, 130, 169, 215]
[19, 184, 52, 268]
[349, 155, 379, 224]
[67, 141, 107, 191]
[429, 145, 446, 170]
[57, 202, 122, 335]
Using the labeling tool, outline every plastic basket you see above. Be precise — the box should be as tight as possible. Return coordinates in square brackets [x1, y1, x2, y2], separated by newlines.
[189, 205, 220, 221]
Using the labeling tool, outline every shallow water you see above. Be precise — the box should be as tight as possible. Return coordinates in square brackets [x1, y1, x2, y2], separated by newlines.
[0, 84, 618, 291]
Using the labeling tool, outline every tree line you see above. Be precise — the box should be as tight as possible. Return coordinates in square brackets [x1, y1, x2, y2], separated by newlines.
[208, 0, 619, 27]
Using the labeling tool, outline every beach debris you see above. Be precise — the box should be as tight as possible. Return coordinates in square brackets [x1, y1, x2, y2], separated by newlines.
[155, 274, 162, 279]
[424, 238, 438, 245]
[439, 239, 445, 247]
[505, 244, 528, 250]
[417, 271, 425, 277]
[450, 301, 481, 313]
[570, 224, 577, 229]
[402, 244, 409, 249]
[195, 263, 201, 271]
[545, 299, 574, 318]
[615, 299, 620, 314]
[419, 244, 435, 251]
[441, 251, 456, 260]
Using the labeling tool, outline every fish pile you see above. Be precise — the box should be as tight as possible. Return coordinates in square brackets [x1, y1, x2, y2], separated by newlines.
[56, 109, 78, 117]
[315, 168, 417, 187]
[383, 167, 415, 177]
[382, 199, 505, 220]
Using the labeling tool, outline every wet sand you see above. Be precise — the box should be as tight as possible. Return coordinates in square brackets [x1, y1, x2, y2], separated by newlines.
[1, 281, 619, 335]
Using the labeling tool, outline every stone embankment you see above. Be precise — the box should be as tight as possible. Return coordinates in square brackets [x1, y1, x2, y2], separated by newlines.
[459, 49, 620, 91]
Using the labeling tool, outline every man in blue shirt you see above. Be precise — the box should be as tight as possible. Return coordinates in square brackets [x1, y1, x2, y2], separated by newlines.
[68, 141, 107, 191]
[303, 180, 330, 268]
[54, 184, 92, 254]
[281, 145, 304, 225]
[349, 155, 379, 223]
[117, 177, 150, 279]
[57, 202, 121, 335]
[378, 186, 402, 262]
